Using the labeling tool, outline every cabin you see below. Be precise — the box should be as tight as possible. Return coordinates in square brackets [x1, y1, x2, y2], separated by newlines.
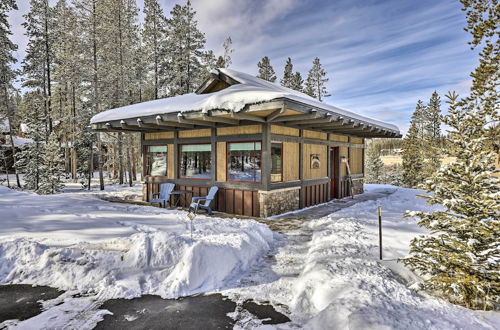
[91, 69, 401, 217]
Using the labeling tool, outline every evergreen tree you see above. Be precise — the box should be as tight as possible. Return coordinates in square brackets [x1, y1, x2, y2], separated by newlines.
[365, 145, 384, 184]
[215, 36, 233, 68]
[142, 0, 167, 100]
[16, 91, 47, 191]
[402, 0, 500, 310]
[421, 91, 442, 178]
[256, 56, 276, 82]
[304, 57, 330, 101]
[22, 0, 56, 138]
[165, 0, 207, 95]
[280, 57, 294, 88]
[0, 0, 21, 187]
[290, 71, 304, 92]
[402, 100, 426, 188]
[38, 131, 65, 194]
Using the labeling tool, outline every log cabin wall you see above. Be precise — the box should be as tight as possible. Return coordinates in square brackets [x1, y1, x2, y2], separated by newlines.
[142, 119, 366, 217]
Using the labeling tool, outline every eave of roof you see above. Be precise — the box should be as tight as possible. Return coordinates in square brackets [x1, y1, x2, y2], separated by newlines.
[90, 68, 402, 138]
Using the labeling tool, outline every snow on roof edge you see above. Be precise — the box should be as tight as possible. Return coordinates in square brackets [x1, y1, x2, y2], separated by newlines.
[91, 68, 400, 133]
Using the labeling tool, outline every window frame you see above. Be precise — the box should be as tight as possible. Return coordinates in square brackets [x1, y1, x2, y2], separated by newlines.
[271, 141, 283, 183]
[226, 140, 263, 183]
[144, 144, 168, 177]
[178, 142, 213, 180]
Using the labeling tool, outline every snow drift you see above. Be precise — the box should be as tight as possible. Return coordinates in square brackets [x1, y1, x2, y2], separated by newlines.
[0, 186, 274, 300]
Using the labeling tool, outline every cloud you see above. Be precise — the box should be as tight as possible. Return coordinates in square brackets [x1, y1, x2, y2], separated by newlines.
[7, 0, 477, 134]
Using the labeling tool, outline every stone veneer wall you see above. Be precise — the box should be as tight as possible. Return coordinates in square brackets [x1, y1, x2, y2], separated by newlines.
[352, 178, 364, 195]
[259, 187, 300, 218]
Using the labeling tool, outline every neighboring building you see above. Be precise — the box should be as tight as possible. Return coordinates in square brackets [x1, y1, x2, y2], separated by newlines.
[1, 119, 33, 171]
[91, 69, 401, 217]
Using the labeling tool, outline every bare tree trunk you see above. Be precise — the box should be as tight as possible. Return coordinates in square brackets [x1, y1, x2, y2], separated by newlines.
[88, 142, 93, 190]
[92, 0, 104, 191]
[126, 134, 133, 187]
[2, 150, 10, 188]
[118, 132, 124, 184]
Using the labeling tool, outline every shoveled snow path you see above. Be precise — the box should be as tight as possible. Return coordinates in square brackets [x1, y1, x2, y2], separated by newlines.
[222, 186, 499, 329]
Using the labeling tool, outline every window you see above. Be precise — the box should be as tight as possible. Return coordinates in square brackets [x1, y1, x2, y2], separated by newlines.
[146, 145, 167, 176]
[271, 142, 283, 182]
[179, 144, 212, 179]
[228, 141, 261, 182]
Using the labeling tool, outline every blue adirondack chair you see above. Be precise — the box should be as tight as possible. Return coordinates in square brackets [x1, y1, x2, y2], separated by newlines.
[190, 186, 218, 215]
[150, 183, 175, 208]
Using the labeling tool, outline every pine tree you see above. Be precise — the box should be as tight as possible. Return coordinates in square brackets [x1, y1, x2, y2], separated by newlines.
[421, 91, 442, 178]
[215, 36, 233, 69]
[142, 0, 167, 100]
[304, 57, 330, 101]
[38, 131, 65, 194]
[165, 0, 207, 95]
[16, 91, 47, 191]
[402, 0, 500, 310]
[22, 0, 56, 138]
[402, 100, 426, 188]
[280, 57, 294, 88]
[290, 71, 304, 92]
[256, 56, 276, 82]
[0, 0, 21, 187]
[365, 145, 384, 184]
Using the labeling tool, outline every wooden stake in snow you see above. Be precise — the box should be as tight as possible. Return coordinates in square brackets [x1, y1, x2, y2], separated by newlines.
[378, 206, 383, 260]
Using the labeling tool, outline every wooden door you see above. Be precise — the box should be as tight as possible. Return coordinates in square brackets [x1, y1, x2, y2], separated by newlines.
[330, 147, 340, 199]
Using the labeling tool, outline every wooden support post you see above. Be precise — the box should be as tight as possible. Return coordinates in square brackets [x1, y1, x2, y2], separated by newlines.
[299, 129, 305, 208]
[210, 127, 216, 185]
[378, 206, 383, 260]
[173, 131, 179, 181]
[262, 123, 271, 189]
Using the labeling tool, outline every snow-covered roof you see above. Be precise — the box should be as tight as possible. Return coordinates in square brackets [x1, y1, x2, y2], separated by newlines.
[91, 68, 400, 134]
[1, 135, 34, 147]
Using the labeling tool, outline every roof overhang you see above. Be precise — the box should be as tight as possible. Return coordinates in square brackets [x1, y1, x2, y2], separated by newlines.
[91, 98, 401, 138]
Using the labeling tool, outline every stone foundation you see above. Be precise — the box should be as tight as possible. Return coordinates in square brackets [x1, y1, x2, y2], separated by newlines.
[259, 187, 300, 218]
[352, 178, 364, 195]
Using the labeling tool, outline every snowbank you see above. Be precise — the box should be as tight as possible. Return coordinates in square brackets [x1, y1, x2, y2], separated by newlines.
[292, 186, 498, 329]
[0, 186, 274, 300]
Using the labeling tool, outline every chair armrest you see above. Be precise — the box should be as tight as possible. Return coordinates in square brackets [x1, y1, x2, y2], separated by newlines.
[151, 193, 160, 199]
[191, 196, 205, 202]
[193, 198, 207, 205]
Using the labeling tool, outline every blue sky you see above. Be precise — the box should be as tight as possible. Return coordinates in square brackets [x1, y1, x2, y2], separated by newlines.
[8, 0, 477, 133]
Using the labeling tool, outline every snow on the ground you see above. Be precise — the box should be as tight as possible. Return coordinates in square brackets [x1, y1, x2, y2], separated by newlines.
[0, 185, 274, 302]
[224, 184, 499, 329]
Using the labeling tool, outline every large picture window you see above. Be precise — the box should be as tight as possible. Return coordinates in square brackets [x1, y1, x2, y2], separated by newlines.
[146, 145, 167, 176]
[228, 141, 261, 182]
[180, 144, 212, 179]
[271, 142, 283, 182]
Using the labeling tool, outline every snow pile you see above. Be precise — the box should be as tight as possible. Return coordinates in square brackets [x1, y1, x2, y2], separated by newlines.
[0, 186, 274, 300]
[291, 186, 498, 329]
[91, 68, 400, 133]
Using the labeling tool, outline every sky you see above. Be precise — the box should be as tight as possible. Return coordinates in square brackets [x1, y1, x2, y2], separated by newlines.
[7, 0, 478, 133]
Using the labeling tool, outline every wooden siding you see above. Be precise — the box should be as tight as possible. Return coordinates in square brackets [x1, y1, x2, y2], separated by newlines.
[178, 128, 211, 138]
[283, 141, 299, 181]
[350, 147, 364, 174]
[303, 143, 328, 180]
[340, 146, 349, 176]
[217, 124, 262, 136]
[167, 144, 174, 178]
[270, 125, 300, 136]
[303, 130, 327, 140]
[145, 131, 174, 140]
[144, 183, 259, 217]
[351, 137, 364, 144]
[303, 183, 328, 207]
[329, 134, 349, 142]
[217, 141, 227, 182]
